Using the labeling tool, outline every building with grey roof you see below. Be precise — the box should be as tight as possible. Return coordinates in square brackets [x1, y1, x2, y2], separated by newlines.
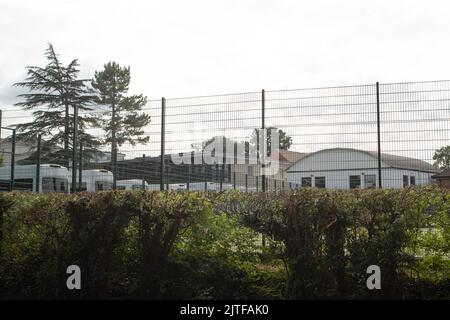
[287, 148, 440, 189]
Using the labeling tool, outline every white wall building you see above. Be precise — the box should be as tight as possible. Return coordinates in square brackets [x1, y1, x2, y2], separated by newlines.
[287, 148, 440, 189]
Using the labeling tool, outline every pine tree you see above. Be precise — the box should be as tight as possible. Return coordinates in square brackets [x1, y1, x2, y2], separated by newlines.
[14, 44, 101, 166]
[92, 62, 150, 186]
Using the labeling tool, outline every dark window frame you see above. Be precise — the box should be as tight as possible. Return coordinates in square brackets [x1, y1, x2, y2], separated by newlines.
[95, 181, 113, 191]
[14, 178, 33, 191]
[42, 177, 68, 193]
[315, 176, 326, 188]
[301, 177, 312, 187]
[349, 175, 361, 189]
[403, 175, 409, 188]
[364, 174, 376, 189]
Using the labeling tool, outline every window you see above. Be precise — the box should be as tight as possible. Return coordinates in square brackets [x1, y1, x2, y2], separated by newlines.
[42, 177, 68, 193]
[42, 177, 55, 192]
[301, 177, 312, 187]
[364, 175, 376, 189]
[14, 178, 33, 191]
[349, 175, 361, 189]
[60, 181, 67, 193]
[96, 181, 113, 191]
[132, 184, 145, 190]
[0, 180, 10, 191]
[117, 186, 126, 190]
[403, 175, 409, 188]
[315, 176, 326, 188]
[410, 176, 416, 186]
[247, 166, 253, 176]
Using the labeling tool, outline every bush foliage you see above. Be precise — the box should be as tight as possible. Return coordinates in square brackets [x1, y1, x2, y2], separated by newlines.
[0, 187, 449, 299]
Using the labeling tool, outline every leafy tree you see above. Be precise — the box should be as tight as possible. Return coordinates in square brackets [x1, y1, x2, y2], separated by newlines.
[14, 44, 101, 166]
[92, 62, 150, 186]
[251, 127, 293, 155]
[433, 146, 450, 169]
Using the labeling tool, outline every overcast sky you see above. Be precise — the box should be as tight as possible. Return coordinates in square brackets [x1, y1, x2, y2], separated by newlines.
[1, 0, 450, 107]
[1, 0, 450, 161]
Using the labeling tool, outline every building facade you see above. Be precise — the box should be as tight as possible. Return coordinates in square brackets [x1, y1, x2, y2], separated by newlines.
[432, 169, 450, 188]
[287, 148, 440, 189]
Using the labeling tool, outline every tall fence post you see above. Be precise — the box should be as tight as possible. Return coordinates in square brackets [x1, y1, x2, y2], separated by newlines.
[261, 90, 267, 252]
[36, 134, 41, 192]
[0, 119, 2, 251]
[79, 141, 83, 191]
[220, 136, 225, 191]
[0, 119, 3, 252]
[160, 97, 166, 191]
[261, 89, 266, 192]
[112, 147, 117, 190]
[10, 129, 15, 191]
[71, 105, 78, 193]
[376, 82, 382, 189]
[187, 164, 191, 191]
[187, 151, 192, 191]
[142, 154, 146, 189]
[262, 120, 268, 250]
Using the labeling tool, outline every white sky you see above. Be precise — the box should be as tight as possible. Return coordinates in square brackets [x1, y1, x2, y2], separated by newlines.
[1, 0, 450, 106]
[1, 0, 450, 162]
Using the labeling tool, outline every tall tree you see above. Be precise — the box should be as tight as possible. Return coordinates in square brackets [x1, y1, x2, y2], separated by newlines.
[14, 44, 101, 166]
[433, 146, 450, 169]
[91, 62, 151, 186]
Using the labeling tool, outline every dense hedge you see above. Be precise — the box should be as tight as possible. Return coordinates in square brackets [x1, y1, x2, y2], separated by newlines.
[222, 187, 450, 299]
[0, 187, 449, 299]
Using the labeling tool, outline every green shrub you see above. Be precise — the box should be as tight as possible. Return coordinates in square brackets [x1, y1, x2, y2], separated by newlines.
[224, 187, 450, 299]
[0, 187, 448, 299]
[0, 191, 204, 299]
[165, 203, 285, 299]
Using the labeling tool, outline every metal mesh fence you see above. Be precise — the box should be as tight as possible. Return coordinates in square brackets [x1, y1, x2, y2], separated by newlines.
[0, 80, 449, 192]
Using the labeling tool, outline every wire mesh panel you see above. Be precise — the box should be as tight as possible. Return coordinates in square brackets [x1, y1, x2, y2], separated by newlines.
[163, 92, 261, 189]
[0, 126, 15, 191]
[265, 84, 380, 190]
[0, 80, 448, 193]
[96, 98, 163, 186]
[378, 81, 450, 188]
